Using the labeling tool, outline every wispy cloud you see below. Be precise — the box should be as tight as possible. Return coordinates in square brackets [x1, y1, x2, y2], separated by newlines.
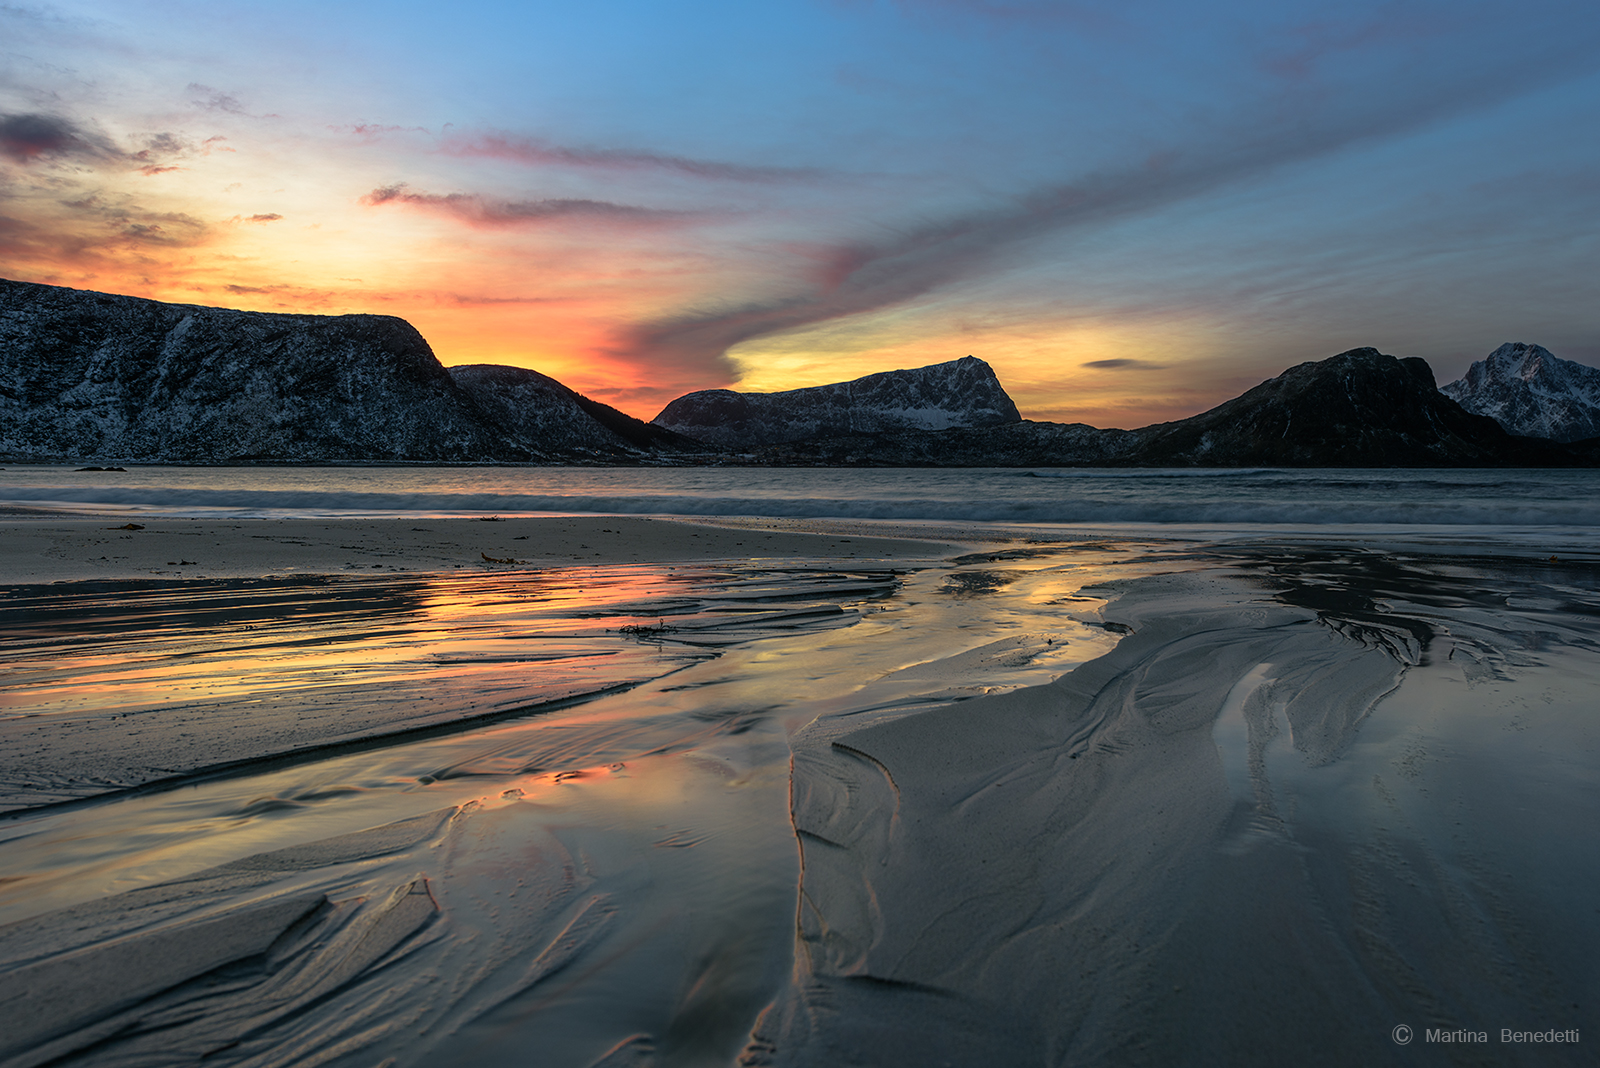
[361, 183, 685, 227]
[186, 83, 246, 114]
[60, 192, 209, 245]
[333, 122, 431, 143]
[437, 131, 820, 184]
[1262, 15, 1441, 82]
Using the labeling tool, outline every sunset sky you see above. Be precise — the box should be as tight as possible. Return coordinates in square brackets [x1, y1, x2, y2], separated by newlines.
[3, 0, 1599, 426]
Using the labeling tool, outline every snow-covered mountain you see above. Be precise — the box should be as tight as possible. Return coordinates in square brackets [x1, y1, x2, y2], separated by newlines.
[0, 279, 689, 462]
[651, 356, 1021, 448]
[1439, 343, 1600, 443]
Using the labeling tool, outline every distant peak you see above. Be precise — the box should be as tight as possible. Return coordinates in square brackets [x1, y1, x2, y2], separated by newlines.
[1486, 341, 1554, 366]
[1440, 342, 1600, 443]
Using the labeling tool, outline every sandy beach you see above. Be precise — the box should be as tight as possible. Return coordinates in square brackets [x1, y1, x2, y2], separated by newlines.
[2, 512, 1596, 1066]
[0, 514, 966, 584]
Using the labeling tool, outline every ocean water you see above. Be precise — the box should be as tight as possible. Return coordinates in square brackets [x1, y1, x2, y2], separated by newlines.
[3, 464, 1600, 528]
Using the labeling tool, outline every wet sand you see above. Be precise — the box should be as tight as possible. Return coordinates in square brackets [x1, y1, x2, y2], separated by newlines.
[774, 547, 1600, 1065]
[1, 523, 1597, 1066]
[0, 514, 965, 583]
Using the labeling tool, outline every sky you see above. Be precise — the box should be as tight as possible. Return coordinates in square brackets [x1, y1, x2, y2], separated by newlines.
[3, 0, 1599, 427]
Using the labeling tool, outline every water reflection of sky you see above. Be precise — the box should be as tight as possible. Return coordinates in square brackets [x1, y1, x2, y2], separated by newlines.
[0, 566, 933, 810]
[2, 540, 1595, 1065]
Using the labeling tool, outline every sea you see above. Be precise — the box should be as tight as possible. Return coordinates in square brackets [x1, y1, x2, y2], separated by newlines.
[3, 464, 1599, 532]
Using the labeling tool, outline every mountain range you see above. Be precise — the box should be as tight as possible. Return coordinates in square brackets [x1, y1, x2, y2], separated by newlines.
[1, 278, 1594, 467]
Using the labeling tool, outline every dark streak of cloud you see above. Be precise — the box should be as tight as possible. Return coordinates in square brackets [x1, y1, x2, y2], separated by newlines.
[0, 114, 200, 180]
[0, 112, 117, 164]
[244, 213, 283, 222]
[361, 183, 683, 226]
[1083, 358, 1167, 370]
[438, 132, 821, 184]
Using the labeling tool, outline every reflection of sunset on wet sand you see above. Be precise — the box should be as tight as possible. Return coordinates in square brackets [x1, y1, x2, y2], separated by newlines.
[0, 562, 927, 810]
[1, 510, 1597, 1066]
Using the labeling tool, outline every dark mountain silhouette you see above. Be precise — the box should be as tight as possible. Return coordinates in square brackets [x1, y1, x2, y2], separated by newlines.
[448, 364, 699, 459]
[1126, 347, 1571, 466]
